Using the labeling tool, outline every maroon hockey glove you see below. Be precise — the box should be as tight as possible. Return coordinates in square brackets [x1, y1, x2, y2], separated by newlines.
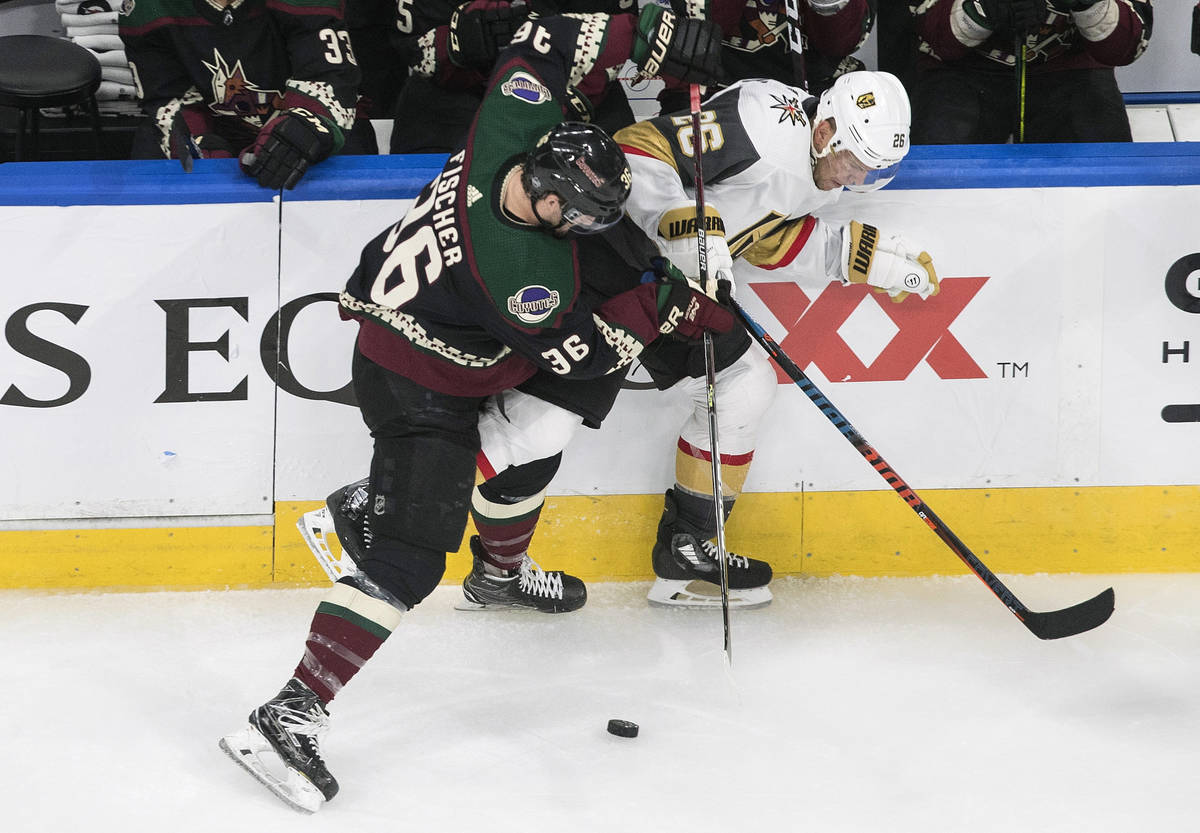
[240, 109, 339, 191]
[632, 5, 725, 85]
[448, 1, 531, 69]
[970, 0, 1046, 36]
[650, 257, 734, 342]
[162, 105, 234, 166]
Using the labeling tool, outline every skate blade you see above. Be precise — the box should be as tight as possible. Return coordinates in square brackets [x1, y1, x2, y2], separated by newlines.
[297, 508, 359, 583]
[646, 578, 772, 610]
[454, 595, 494, 611]
[219, 726, 325, 814]
[454, 592, 581, 613]
[453, 595, 543, 612]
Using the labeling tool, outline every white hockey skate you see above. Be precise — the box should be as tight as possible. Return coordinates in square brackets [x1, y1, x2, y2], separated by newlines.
[297, 480, 369, 582]
[220, 724, 327, 814]
[297, 506, 359, 582]
[219, 678, 338, 814]
[647, 534, 773, 610]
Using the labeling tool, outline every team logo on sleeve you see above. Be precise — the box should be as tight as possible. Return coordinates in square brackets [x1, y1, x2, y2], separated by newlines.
[769, 93, 805, 126]
[507, 285, 561, 323]
[501, 72, 552, 105]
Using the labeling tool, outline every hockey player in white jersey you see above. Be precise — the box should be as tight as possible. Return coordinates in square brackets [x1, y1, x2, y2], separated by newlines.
[611, 70, 939, 607]
[300, 71, 939, 614]
[455, 70, 940, 610]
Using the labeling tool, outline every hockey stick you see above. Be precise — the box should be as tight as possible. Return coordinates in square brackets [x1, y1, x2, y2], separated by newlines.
[1015, 36, 1027, 143]
[689, 83, 732, 661]
[730, 300, 1115, 640]
[782, 0, 810, 90]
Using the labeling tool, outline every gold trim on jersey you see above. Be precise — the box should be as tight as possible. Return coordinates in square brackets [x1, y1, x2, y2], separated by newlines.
[614, 120, 679, 176]
[726, 211, 788, 259]
[730, 213, 818, 268]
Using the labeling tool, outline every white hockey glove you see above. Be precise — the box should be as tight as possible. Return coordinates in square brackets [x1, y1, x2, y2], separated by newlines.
[656, 204, 734, 300]
[841, 220, 940, 303]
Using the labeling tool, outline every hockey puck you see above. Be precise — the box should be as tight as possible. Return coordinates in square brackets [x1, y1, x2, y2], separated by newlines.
[606, 719, 639, 738]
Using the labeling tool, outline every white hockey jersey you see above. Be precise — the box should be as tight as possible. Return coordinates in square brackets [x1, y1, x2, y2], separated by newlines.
[614, 77, 847, 288]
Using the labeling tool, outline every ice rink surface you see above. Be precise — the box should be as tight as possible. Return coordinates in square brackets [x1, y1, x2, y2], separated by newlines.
[5, 572, 1197, 832]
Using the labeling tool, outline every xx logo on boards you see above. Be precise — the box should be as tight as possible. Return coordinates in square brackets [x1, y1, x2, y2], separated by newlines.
[748, 277, 989, 383]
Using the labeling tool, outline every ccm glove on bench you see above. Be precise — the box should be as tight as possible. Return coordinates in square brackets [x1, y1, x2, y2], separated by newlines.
[448, 1, 531, 69]
[842, 220, 939, 303]
[648, 257, 734, 341]
[632, 4, 724, 85]
[240, 108, 339, 190]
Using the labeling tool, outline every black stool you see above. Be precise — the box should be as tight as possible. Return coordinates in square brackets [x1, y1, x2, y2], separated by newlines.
[0, 35, 103, 161]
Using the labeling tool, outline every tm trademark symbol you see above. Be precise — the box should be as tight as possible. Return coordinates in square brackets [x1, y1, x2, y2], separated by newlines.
[996, 361, 1029, 378]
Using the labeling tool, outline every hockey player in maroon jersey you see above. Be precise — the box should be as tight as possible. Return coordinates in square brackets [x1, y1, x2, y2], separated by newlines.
[427, 71, 939, 612]
[909, 0, 1153, 143]
[219, 7, 729, 811]
[388, 0, 642, 152]
[119, 0, 378, 188]
[658, 0, 875, 110]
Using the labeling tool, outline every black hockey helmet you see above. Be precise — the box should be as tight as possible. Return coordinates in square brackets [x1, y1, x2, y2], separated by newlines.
[521, 122, 631, 234]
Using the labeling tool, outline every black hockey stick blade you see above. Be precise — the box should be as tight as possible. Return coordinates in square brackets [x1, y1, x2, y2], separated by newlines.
[731, 297, 1116, 640]
[1020, 586, 1114, 640]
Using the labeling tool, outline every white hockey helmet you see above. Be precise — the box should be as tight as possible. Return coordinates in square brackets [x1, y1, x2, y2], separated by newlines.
[812, 71, 911, 192]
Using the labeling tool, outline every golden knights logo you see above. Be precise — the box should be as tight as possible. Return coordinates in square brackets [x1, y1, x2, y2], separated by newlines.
[769, 93, 805, 126]
[202, 51, 284, 126]
[856, 92, 877, 109]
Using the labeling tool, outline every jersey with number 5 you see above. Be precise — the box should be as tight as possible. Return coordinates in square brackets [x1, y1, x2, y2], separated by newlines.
[617, 77, 844, 274]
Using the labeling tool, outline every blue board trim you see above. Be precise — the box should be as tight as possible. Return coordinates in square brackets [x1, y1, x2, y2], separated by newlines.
[2, 144, 1199, 205]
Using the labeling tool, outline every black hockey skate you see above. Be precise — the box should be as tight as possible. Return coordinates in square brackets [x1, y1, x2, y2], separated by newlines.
[297, 478, 371, 582]
[456, 536, 587, 613]
[219, 678, 338, 814]
[647, 489, 773, 609]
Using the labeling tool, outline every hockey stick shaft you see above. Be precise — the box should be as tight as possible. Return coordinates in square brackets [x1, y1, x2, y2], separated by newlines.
[783, 0, 809, 90]
[1015, 36, 1027, 143]
[689, 84, 732, 660]
[732, 300, 1114, 640]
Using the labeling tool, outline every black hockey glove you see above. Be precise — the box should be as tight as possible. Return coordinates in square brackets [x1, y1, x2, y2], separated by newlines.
[648, 257, 734, 342]
[970, 0, 1046, 36]
[162, 106, 234, 170]
[448, 1, 531, 69]
[1193, 2, 1200, 56]
[240, 109, 338, 191]
[1045, 0, 1102, 9]
[632, 5, 724, 85]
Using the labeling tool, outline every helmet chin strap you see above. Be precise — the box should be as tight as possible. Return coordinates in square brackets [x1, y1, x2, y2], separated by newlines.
[530, 196, 567, 234]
